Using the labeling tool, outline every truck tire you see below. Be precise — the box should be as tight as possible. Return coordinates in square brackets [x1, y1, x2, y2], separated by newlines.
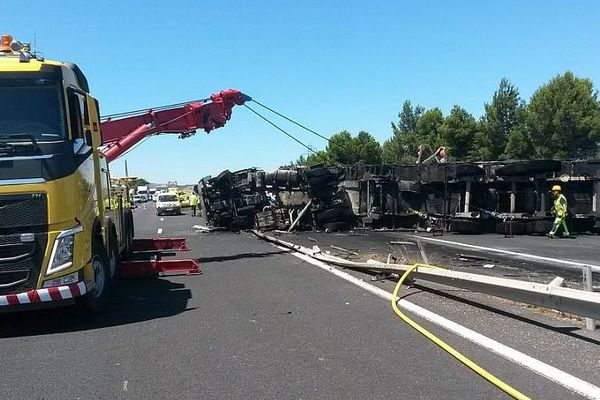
[495, 160, 561, 176]
[496, 221, 527, 235]
[455, 164, 485, 177]
[122, 209, 135, 260]
[82, 236, 111, 312]
[527, 220, 552, 235]
[315, 207, 345, 222]
[322, 222, 349, 232]
[108, 231, 120, 280]
[450, 219, 482, 234]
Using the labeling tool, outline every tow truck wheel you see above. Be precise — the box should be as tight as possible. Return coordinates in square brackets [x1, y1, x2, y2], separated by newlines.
[82, 236, 111, 312]
[122, 209, 134, 260]
[108, 232, 120, 280]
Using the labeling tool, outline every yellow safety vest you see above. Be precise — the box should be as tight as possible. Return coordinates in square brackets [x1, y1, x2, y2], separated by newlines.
[553, 194, 567, 217]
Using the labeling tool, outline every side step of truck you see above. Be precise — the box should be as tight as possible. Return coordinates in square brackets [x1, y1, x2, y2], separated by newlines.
[119, 237, 201, 278]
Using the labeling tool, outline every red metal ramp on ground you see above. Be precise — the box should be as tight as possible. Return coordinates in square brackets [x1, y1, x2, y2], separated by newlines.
[119, 237, 201, 278]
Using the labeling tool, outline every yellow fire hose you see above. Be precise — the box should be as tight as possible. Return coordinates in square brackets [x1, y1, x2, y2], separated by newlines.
[392, 263, 531, 400]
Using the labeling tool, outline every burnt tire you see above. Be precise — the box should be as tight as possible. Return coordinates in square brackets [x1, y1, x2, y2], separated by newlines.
[569, 217, 594, 233]
[455, 164, 485, 177]
[315, 207, 345, 222]
[450, 219, 483, 234]
[527, 220, 552, 235]
[322, 222, 350, 232]
[496, 160, 561, 176]
[496, 221, 527, 235]
[81, 236, 111, 312]
[304, 167, 330, 178]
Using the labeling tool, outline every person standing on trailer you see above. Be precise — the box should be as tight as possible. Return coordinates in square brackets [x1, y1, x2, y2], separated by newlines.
[547, 185, 570, 238]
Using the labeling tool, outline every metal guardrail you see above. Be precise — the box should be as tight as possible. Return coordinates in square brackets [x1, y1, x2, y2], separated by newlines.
[412, 235, 600, 274]
[253, 230, 600, 323]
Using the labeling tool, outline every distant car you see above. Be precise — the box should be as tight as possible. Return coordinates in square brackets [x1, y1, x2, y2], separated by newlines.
[132, 194, 146, 204]
[156, 193, 181, 216]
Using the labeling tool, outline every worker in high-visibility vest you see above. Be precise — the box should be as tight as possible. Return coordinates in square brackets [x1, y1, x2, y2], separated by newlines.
[547, 185, 570, 238]
[189, 194, 199, 217]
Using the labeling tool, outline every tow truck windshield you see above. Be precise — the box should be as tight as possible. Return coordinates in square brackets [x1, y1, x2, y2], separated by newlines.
[0, 78, 66, 142]
[158, 194, 178, 202]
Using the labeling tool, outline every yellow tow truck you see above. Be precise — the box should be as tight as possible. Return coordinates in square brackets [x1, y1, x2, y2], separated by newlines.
[0, 33, 247, 311]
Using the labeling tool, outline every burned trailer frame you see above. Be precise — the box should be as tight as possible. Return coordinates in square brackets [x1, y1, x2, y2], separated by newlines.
[197, 159, 600, 235]
[448, 159, 600, 235]
[553, 160, 600, 234]
[486, 160, 562, 235]
[341, 165, 428, 230]
[425, 163, 493, 234]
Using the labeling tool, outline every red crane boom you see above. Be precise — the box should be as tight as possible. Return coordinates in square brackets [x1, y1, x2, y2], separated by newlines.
[100, 89, 249, 162]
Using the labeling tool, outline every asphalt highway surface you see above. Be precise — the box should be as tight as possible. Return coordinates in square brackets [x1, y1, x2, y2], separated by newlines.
[1, 203, 599, 399]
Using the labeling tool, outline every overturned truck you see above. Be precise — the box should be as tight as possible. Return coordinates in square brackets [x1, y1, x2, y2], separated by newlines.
[196, 167, 352, 231]
[196, 159, 600, 235]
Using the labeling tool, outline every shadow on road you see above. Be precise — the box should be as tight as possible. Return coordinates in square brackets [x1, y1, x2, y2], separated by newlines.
[199, 250, 289, 264]
[0, 278, 193, 338]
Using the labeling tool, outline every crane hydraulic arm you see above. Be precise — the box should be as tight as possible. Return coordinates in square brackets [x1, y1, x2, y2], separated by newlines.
[100, 89, 250, 162]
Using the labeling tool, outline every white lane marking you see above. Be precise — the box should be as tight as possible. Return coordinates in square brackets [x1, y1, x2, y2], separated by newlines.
[157, 228, 163, 234]
[123, 381, 128, 391]
[414, 236, 600, 272]
[160, 218, 164, 222]
[280, 246, 600, 400]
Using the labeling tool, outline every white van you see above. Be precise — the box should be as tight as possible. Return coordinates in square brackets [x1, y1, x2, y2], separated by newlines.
[156, 193, 182, 216]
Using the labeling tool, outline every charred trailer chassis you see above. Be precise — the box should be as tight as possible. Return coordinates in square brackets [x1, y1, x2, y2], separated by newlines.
[197, 160, 600, 235]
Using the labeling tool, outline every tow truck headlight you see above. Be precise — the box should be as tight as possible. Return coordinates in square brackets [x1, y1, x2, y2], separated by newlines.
[47, 226, 83, 275]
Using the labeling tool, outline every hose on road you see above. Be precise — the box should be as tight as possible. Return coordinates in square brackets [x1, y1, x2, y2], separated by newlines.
[392, 263, 531, 400]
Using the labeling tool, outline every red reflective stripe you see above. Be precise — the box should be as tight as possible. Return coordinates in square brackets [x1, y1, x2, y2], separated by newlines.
[70, 283, 81, 297]
[6, 294, 19, 305]
[27, 290, 40, 303]
[48, 287, 62, 301]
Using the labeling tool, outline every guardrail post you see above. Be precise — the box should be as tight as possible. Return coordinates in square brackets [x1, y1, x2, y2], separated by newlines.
[582, 265, 596, 331]
[417, 240, 430, 265]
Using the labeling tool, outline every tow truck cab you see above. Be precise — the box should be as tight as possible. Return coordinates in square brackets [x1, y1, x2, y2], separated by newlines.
[0, 34, 132, 310]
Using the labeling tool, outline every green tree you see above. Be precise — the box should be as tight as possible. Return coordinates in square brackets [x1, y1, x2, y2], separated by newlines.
[473, 78, 524, 160]
[351, 131, 382, 164]
[130, 178, 149, 186]
[441, 106, 478, 161]
[415, 107, 445, 154]
[294, 150, 328, 166]
[294, 130, 382, 166]
[527, 71, 600, 158]
[382, 100, 425, 163]
[327, 130, 355, 164]
[504, 125, 534, 160]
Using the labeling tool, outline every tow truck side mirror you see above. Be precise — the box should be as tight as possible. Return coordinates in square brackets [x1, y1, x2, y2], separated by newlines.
[84, 129, 93, 146]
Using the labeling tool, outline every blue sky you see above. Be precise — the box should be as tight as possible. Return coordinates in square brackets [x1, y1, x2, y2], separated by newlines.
[2, 1, 599, 184]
